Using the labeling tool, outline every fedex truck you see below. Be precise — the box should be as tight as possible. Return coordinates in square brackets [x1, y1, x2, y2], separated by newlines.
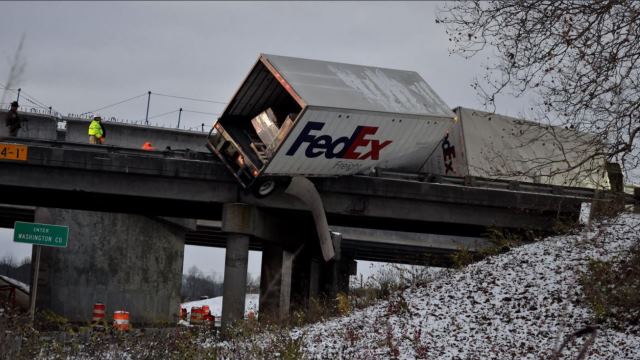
[420, 107, 610, 189]
[207, 54, 455, 196]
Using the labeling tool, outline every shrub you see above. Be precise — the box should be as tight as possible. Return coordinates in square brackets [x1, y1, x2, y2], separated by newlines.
[336, 292, 351, 316]
[580, 245, 640, 331]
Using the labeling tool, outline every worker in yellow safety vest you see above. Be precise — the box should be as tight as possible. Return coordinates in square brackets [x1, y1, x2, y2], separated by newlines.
[88, 116, 105, 144]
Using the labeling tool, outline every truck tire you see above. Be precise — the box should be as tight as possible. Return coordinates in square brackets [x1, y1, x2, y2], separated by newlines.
[251, 177, 291, 198]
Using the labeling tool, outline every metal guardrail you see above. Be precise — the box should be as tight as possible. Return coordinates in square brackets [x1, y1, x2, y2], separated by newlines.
[4, 138, 218, 162]
[3, 138, 635, 205]
[0, 108, 209, 133]
[373, 169, 633, 203]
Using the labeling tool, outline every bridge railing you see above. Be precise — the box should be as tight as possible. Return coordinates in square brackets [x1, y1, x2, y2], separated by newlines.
[1, 110, 209, 151]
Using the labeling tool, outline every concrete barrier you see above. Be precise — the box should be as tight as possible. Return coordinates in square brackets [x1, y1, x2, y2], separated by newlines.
[0, 110, 58, 140]
[64, 118, 208, 151]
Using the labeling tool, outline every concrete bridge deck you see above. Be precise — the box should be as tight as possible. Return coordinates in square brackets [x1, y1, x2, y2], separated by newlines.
[0, 137, 603, 268]
[0, 138, 592, 228]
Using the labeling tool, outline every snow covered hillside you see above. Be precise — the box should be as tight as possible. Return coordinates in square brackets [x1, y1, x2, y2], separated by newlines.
[225, 213, 640, 359]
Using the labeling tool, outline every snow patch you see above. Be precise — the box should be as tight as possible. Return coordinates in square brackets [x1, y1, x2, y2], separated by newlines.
[0, 275, 30, 293]
[181, 293, 259, 318]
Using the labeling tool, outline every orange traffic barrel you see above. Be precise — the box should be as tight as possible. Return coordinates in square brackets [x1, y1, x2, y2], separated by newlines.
[92, 303, 106, 323]
[113, 310, 130, 331]
[190, 307, 204, 325]
[201, 305, 215, 326]
[205, 315, 215, 327]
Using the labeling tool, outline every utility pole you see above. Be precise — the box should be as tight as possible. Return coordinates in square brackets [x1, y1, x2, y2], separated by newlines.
[145, 91, 152, 125]
[177, 108, 182, 129]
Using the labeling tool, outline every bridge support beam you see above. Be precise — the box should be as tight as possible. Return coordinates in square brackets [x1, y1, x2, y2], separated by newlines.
[33, 208, 186, 324]
[221, 234, 250, 327]
[259, 243, 293, 322]
[321, 233, 353, 301]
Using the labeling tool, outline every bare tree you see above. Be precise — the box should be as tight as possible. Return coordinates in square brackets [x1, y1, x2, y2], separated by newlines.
[437, 1, 640, 180]
[1, 33, 26, 106]
[181, 266, 224, 300]
[246, 273, 260, 293]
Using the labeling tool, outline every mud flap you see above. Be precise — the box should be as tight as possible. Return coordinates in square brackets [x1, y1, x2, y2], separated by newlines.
[284, 176, 335, 261]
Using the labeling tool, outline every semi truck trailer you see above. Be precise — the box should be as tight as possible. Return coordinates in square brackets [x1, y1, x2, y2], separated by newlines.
[206, 53, 455, 197]
[420, 107, 610, 189]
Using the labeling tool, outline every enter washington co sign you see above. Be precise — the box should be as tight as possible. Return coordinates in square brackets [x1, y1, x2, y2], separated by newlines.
[13, 221, 69, 248]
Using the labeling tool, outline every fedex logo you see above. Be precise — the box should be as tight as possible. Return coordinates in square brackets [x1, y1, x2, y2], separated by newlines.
[286, 121, 392, 160]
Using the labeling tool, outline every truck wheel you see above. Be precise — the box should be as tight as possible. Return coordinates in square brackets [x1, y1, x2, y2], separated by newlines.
[252, 177, 291, 198]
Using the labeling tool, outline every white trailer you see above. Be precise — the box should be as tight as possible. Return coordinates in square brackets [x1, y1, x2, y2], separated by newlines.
[208, 54, 455, 196]
[420, 107, 609, 189]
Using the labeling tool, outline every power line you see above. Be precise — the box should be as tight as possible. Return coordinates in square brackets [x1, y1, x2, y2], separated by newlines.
[19, 90, 49, 109]
[144, 109, 179, 121]
[11, 88, 63, 115]
[153, 92, 228, 105]
[182, 109, 220, 116]
[81, 92, 148, 115]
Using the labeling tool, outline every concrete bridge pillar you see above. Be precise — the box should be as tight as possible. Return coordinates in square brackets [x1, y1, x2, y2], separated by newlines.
[219, 203, 256, 328]
[221, 233, 249, 326]
[33, 207, 188, 324]
[259, 243, 294, 322]
[320, 233, 353, 301]
[288, 234, 354, 314]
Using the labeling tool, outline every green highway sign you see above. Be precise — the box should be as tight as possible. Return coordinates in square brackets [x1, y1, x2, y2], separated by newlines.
[13, 221, 69, 248]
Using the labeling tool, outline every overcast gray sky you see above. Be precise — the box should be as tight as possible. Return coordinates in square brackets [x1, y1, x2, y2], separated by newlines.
[0, 1, 534, 279]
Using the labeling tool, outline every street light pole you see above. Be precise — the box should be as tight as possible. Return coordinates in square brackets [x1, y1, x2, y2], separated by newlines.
[177, 108, 182, 129]
[16, 88, 21, 103]
[145, 91, 152, 125]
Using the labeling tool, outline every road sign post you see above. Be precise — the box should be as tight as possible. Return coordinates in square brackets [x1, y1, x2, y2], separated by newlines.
[13, 221, 69, 322]
[29, 246, 41, 322]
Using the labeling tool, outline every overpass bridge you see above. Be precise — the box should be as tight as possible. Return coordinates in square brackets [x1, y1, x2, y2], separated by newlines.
[0, 137, 595, 260]
[0, 111, 612, 325]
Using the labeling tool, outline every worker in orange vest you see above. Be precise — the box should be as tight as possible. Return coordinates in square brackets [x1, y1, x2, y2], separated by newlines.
[142, 141, 155, 151]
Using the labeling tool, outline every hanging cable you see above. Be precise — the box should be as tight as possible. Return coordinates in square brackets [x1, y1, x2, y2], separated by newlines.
[81, 92, 148, 115]
[0, 84, 53, 111]
[152, 92, 228, 105]
[19, 89, 53, 108]
[12, 89, 64, 115]
[182, 109, 220, 116]
[143, 109, 179, 121]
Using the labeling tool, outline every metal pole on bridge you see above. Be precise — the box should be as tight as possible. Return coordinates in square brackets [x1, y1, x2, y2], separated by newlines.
[145, 91, 152, 125]
[177, 108, 182, 129]
[16, 88, 21, 103]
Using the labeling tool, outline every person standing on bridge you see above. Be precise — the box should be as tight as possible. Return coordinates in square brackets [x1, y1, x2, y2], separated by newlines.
[5, 101, 21, 137]
[88, 115, 105, 144]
